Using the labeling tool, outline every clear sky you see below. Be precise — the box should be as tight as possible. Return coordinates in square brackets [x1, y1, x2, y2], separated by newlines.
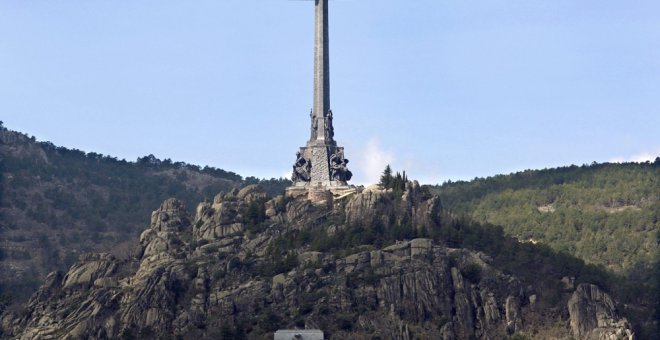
[1, 0, 659, 184]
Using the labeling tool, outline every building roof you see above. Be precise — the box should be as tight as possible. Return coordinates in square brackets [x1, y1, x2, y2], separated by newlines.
[274, 329, 324, 340]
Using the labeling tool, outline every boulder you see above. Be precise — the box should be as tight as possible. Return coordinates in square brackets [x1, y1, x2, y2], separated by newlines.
[265, 195, 286, 218]
[139, 199, 191, 258]
[568, 284, 634, 340]
[150, 198, 191, 233]
[505, 296, 523, 334]
[237, 184, 267, 203]
[410, 238, 433, 257]
[62, 253, 119, 289]
[285, 199, 315, 223]
[193, 200, 244, 242]
[480, 289, 501, 325]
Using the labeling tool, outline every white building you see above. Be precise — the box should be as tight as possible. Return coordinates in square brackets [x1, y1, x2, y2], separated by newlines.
[274, 329, 324, 340]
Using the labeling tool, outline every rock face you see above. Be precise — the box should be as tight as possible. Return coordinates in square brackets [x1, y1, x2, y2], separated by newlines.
[61, 253, 119, 289]
[568, 284, 634, 340]
[1, 198, 195, 340]
[140, 198, 191, 258]
[0, 184, 639, 339]
[345, 188, 393, 227]
[0, 127, 247, 306]
[193, 192, 245, 242]
[345, 181, 441, 230]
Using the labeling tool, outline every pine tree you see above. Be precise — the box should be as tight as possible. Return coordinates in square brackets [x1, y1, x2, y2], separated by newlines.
[380, 164, 393, 188]
[393, 172, 403, 191]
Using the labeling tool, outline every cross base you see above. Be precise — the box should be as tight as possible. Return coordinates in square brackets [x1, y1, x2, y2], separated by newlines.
[285, 184, 357, 201]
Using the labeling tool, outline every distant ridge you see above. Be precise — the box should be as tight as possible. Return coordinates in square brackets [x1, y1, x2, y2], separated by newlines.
[429, 160, 660, 284]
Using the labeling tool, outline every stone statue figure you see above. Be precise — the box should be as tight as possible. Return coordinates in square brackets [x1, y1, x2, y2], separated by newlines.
[330, 151, 352, 182]
[325, 110, 334, 141]
[310, 110, 318, 140]
[292, 151, 312, 182]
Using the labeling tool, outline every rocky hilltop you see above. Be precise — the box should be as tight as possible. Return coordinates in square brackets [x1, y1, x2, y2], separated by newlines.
[0, 125, 289, 302]
[0, 184, 640, 339]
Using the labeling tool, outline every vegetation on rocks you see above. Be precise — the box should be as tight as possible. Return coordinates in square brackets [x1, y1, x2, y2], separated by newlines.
[379, 164, 409, 194]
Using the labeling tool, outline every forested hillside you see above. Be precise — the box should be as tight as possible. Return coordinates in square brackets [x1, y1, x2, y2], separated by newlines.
[0, 125, 290, 303]
[429, 162, 660, 284]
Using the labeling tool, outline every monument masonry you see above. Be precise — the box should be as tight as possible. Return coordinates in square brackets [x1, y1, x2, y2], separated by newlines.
[286, 0, 356, 199]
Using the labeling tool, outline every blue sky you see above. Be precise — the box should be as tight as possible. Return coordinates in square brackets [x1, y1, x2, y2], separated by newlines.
[1, 0, 659, 184]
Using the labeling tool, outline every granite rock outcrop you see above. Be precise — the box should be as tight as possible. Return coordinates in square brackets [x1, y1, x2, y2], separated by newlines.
[568, 284, 634, 340]
[0, 185, 637, 339]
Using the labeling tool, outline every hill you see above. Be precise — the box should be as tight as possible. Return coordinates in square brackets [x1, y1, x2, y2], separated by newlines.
[429, 162, 660, 284]
[0, 125, 656, 338]
[0, 125, 290, 302]
[0, 184, 653, 339]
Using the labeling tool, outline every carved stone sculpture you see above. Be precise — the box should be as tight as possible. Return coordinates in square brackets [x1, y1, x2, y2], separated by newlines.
[325, 110, 334, 141]
[292, 152, 311, 182]
[330, 151, 352, 182]
[310, 110, 317, 140]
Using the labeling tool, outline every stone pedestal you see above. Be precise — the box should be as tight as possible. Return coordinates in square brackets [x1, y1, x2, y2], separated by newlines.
[299, 143, 345, 185]
[287, 142, 356, 199]
[308, 187, 333, 208]
[285, 181, 356, 200]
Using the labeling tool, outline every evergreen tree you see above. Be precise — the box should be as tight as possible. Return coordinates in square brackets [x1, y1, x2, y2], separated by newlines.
[380, 164, 393, 188]
[393, 172, 402, 191]
[380, 165, 410, 191]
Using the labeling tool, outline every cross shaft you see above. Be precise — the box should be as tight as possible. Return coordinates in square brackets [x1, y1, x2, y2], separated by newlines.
[312, 0, 331, 143]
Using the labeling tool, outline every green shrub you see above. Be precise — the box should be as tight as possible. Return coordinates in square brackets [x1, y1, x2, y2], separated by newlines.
[461, 263, 482, 283]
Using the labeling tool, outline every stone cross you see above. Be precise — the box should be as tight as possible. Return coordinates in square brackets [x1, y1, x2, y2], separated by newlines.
[287, 0, 354, 196]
